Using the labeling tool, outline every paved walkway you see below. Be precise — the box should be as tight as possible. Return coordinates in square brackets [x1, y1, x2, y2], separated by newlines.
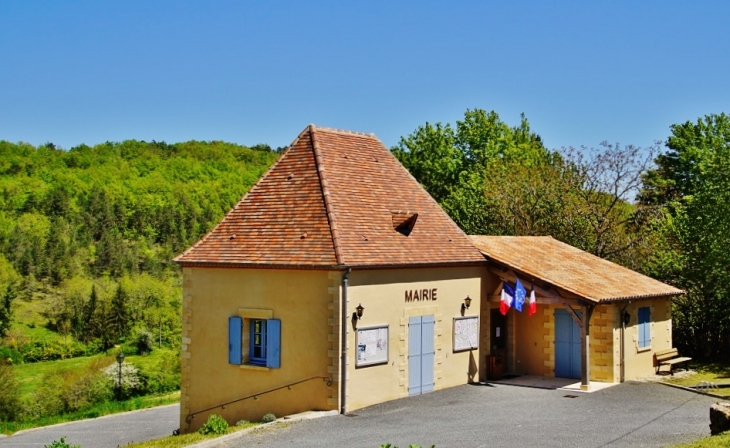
[0, 404, 179, 448]
[213, 382, 717, 448]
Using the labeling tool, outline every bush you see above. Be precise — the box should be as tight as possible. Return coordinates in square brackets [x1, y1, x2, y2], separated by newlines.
[261, 413, 276, 423]
[235, 419, 250, 426]
[0, 346, 22, 364]
[44, 437, 80, 448]
[0, 360, 21, 421]
[137, 349, 180, 394]
[18, 339, 88, 363]
[134, 328, 155, 355]
[198, 413, 228, 435]
[21, 357, 115, 420]
[102, 361, 144, 400]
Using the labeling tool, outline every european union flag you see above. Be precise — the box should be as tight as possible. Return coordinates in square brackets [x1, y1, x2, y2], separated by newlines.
[514, 278, 527, 312]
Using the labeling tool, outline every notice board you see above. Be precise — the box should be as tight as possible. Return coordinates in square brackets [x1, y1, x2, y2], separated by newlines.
[356, 325, 389, 367]
[453, 316, 479, 352]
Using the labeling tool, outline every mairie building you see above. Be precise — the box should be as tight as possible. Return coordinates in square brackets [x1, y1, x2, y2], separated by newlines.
[174, 125, 682, 432]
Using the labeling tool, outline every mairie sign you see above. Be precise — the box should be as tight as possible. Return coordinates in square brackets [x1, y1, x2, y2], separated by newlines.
[405, 288, 437, 302]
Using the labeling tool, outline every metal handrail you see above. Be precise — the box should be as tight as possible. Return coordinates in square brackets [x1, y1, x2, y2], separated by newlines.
[185, 376, 333, 424]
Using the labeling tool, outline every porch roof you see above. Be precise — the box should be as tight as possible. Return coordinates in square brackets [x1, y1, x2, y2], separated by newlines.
[469, 235, 683, 303]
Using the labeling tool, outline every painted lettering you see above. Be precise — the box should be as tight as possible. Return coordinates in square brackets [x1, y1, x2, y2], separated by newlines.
[404, 288, 438, 302]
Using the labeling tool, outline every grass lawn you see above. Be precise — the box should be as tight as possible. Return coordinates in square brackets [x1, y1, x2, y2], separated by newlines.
[674, 431, 730, 447]
[125, 422, 258, 448]
[13, 349, 174, 398]
[663, 363, 730, 397]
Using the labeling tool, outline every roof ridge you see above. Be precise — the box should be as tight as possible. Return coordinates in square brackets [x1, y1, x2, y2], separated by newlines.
[173, 127, 309, 263]
[310, 125, 345, 265]
[309, 124, 377, 139]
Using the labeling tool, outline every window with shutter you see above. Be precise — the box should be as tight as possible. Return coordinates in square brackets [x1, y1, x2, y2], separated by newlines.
[229, 315, 281, 368]
[638, 307, 650, 348]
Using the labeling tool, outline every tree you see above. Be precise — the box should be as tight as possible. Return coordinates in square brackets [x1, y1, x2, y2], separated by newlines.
[107, 284, 130, 343]
[641, 112, 730, 360]
[0, 360, 20, 421]
[640, 113, 730, 206]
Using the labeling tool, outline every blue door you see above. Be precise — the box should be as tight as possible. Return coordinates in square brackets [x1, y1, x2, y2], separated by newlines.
[555, 309, 581, 379]
[408, 315, 435, 395]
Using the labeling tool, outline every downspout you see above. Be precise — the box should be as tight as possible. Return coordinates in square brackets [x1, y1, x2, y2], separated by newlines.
[619, 300, 631, 382]
[340, 267, 352, 414]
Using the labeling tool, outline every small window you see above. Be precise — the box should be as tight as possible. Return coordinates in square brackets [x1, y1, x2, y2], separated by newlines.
[250, 319, 267, 366]
[638, 307, 651, 348]
[229, 317, 281, 368]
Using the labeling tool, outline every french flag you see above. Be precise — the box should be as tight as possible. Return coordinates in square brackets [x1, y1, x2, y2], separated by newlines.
[528, 285, 537, 316]
[500, 281, 515, 316]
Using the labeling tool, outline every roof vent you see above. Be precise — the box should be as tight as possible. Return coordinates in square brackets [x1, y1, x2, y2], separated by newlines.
[391, 211, 418, 236]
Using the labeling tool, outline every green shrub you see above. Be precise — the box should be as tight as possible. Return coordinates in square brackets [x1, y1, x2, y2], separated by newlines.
[134, 328, 155, 355]
[235, 419, 250, 426]
[0, 360, 21, 421]
[261, 413, 276, 423]
[198, 413, 228, 435]
[44, 436, 80, 448]
[21, 357, 115, 420]
[137, 349, 180, 394]
[0, 346, 22, 364]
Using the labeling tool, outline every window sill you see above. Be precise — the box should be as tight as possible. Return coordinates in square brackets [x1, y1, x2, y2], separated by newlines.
[239, 364, 271, 372]
[637, 346, 652, 353]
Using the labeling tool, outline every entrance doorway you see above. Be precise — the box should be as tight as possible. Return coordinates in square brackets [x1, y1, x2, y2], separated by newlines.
[554, 309, 581, 379]
[408, 315, 435, 395]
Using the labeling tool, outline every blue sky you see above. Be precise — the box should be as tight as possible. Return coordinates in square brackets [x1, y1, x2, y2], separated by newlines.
[1, 1, 728, 152]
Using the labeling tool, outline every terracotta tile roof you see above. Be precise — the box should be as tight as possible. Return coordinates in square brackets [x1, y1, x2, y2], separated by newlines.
[175, 125, 485, 268]
[469, 235, 683, 303]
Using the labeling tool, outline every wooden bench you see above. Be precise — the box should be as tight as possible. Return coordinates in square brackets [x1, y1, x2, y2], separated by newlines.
[655, 348, 692, 375]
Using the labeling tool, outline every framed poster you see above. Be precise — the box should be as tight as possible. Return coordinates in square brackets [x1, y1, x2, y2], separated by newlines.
[453, 316, 479, 352]
[356, 325, 389, 367]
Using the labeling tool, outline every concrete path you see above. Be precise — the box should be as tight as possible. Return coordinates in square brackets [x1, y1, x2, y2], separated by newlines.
[213, 382, 717, 448]
[0, 404, 179, 448]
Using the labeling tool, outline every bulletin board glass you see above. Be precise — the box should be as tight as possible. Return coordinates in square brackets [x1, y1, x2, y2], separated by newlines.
[453, 316, 479, 352]
[356, 325, 389, 367]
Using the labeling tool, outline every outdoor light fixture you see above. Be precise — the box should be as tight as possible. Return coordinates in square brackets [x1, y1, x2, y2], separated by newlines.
[355, 303, 364, 320]
[116, 352, 125, 401]
[623, 311, 631, 326]
[461, 296, 472, 314]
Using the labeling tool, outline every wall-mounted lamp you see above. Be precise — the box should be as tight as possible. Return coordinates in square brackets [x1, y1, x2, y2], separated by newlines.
[623, 311, 630, 326]
[353, 303, 364, 321]
[461, 296, 472, 315]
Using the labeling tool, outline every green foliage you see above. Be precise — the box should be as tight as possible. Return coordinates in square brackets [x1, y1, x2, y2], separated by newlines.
[641, 113, 730, 361]
[44, 437, 80, 448]
[198, 414, 228, 435]
[395, 109, 658, 269]
[0, 360, 21, 421]
[0, 138, 276, 358]
[0, 255, 19, 336]
[22, 357, 114, 419]
[261, 412, 277, 423]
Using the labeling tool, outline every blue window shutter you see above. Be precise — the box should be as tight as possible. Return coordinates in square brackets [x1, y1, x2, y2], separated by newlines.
[266, 319, 281, 368]
[638, 307, 650, 348]
[229, 316, 242, 365]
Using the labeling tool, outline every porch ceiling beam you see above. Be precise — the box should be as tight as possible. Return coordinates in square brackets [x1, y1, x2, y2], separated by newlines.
[487, 265, 587, 304]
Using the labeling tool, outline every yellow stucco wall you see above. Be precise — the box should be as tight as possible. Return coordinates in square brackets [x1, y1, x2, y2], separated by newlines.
[343, 266, 484, 412]
[180, 267, 335, 433]
[622, 298, 672, 380]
